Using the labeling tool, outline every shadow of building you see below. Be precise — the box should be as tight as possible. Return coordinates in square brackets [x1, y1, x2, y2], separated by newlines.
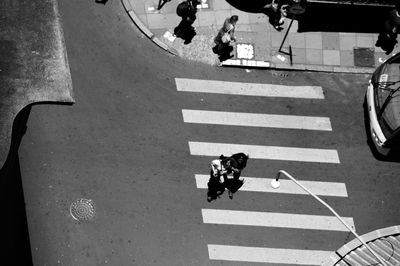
[0, 106, 33, 266]
[297, 3, 393, 33]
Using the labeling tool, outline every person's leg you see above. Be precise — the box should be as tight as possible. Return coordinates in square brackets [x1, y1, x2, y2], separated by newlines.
[207, 170, 218, 201]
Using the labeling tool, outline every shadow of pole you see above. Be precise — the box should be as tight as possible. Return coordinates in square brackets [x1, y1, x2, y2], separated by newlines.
[0, 105, 33, 266]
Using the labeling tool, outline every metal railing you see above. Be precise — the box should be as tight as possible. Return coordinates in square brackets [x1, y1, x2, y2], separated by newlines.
[271, 170, 388, 266]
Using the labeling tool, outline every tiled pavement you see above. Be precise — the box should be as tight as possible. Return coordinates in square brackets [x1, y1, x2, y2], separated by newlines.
[121, 0, 400, 73]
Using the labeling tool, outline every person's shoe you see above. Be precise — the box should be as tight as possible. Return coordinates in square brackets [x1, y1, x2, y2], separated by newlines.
[228, 191, 233, 199]
[207, 196, 212, 202]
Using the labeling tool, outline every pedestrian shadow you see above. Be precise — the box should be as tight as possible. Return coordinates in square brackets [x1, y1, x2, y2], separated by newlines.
[206, 176, 244, 202]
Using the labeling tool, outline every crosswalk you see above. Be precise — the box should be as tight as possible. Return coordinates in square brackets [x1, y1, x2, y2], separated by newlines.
[182, 109, 332, 131]
[176, 78, 351, 265]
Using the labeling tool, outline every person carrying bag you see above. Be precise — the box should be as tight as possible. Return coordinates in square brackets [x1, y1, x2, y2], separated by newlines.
[212, 15, 238, 61]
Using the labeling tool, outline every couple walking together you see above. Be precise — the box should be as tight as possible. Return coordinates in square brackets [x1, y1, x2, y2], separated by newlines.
[207, 152, 249, 202]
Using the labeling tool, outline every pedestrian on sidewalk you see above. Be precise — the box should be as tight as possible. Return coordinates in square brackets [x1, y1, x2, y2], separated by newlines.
[212, 15, 238, 62]
[263, 0, 289, 32]
[376, 3, 400, 55]
[174, 0, 200, 44]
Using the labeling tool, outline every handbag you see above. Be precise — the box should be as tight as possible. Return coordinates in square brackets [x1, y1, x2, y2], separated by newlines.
[221, 23, 234, 43]
[221, 32, 231, 43]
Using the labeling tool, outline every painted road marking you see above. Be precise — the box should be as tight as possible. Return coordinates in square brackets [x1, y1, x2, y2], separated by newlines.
[182, 109, 332, 131]
[195, 175, 348, 197]
[202, 209, 355, 231]
[175, 78, 325, 99]
[208, 244, 332, 265]
[189, 141, 340, 164]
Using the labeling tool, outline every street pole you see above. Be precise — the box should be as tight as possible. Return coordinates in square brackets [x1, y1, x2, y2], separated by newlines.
[157, 0, 171, 10]
[271, 170, 387, 266]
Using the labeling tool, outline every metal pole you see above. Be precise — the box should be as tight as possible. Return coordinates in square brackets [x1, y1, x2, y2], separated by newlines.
[157, 0, 171, 10]
[278, 18, 294, 65]
[273, 170, 387, 266]
[278, 18, 294, 52]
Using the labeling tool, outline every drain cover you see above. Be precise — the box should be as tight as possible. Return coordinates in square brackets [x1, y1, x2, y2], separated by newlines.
[354, 47, 375, 67]
[70, 198, 95, 221]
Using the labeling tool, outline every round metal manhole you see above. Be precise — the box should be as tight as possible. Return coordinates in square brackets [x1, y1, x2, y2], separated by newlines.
[69, 198, 95, 221]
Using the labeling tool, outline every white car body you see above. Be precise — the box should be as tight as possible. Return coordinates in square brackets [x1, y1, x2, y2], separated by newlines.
[366, 80, 390, 156]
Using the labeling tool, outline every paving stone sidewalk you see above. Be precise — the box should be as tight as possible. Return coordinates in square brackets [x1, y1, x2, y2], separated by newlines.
[122, 0, 400, 73]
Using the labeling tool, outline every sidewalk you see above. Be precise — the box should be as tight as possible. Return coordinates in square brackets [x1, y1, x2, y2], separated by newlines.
[121, 0, 399, 73]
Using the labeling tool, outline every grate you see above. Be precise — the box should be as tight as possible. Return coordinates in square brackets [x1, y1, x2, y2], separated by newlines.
[70, 198, 95, 221]
[354, 47, 375, 67]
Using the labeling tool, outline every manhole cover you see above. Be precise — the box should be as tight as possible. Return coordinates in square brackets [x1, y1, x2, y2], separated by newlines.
[70, 198, 95, 221]
[354, 47, 375, 67]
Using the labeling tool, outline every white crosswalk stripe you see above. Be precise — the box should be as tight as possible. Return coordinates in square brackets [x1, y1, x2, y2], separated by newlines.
[176, 78, 350, 265]
[202, 209, 355, 231]
[208, 244, 332, 265]
[189, 141, 340, 164]
[175, 78, 325, 99]
[182, 109, 332, 131]
[194, 174, 348, 197]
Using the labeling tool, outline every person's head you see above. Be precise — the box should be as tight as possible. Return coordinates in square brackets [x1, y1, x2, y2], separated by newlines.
[224, 157, 238, 171]
[236, 153, 249, 169]
[230, 15, 239, 24]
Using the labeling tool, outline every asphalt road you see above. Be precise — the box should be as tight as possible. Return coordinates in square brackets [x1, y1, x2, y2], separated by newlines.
[14, 0, 400, 265]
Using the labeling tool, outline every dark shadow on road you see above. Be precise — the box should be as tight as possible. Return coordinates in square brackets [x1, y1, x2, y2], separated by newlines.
[0, 106, 33, 266]
[297, 4, 393, 33]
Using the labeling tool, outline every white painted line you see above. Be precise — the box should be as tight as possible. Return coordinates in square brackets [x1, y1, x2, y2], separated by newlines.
[182, 109, 332, 131]
[202, 209, 355, 231]
[189, 142, 340, 164]
[208, 244, 332, 265]
[175, 78, 324, 99]
[195, 175, 348, 197]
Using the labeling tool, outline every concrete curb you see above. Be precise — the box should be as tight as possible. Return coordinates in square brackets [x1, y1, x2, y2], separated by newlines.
[121, 0, 376, 74]
[322, 225, 400, 265]
[222, 59, 375, 74]
[121, 0, 178, 55]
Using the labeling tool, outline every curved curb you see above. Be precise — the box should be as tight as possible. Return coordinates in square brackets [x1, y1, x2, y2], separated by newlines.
[222, 59, 375, 74]
[120, 0, 376, 74]
[121, 0, 178, 55]
[322, 225, 400, 265]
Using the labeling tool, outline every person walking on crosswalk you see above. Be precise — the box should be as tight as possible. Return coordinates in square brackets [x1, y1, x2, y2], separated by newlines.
[207, 153, 248, 201]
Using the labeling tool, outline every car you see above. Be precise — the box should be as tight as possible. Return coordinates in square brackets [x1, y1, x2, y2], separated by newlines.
[366, 52, 400, 156]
